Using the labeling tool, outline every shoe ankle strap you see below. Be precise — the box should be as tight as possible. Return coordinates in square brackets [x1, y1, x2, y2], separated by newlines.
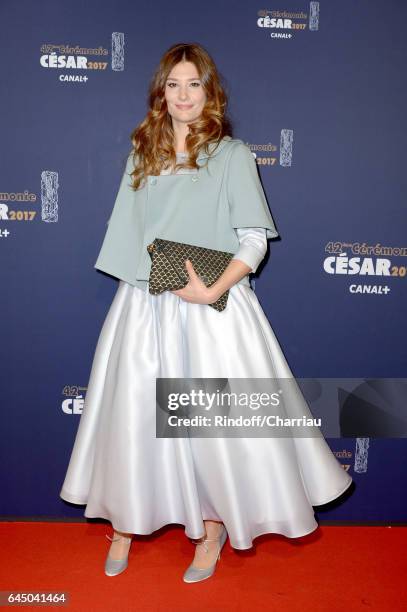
[106, 533, 132, 542]
[106, 534, 121, 542]
[193, 529, 224, 553]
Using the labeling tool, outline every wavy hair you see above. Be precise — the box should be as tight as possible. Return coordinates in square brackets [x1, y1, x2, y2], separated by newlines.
[128, 42, 233, 190]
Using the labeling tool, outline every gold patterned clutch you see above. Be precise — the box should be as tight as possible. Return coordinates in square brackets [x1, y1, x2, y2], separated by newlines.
[146, 238, 235, 312]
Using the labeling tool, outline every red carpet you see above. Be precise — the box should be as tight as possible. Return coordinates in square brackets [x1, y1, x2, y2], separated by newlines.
[0, 522, 405, 611]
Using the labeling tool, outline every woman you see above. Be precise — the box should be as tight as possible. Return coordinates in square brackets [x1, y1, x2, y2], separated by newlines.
[60, 42, 352, 583]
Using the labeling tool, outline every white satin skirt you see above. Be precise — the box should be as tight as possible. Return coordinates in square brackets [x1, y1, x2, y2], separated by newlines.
[60, 280, 352, 549]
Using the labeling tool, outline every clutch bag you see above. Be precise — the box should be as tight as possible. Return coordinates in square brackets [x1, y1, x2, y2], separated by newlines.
[146, 238, 235, 312]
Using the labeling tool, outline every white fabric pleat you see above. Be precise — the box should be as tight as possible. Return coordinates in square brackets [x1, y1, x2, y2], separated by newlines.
[60, 281, 352, 549]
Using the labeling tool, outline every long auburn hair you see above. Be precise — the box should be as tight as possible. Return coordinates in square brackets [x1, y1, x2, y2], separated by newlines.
[128, 42, 233, 190]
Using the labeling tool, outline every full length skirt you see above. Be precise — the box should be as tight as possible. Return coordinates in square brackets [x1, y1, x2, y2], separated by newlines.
[60, 280, 352, 549]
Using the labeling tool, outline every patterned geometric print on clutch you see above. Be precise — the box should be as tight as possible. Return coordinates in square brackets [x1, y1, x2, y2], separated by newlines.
[146, 238, 235, 311]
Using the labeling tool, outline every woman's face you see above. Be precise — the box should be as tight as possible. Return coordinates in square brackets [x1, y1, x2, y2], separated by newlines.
[164, 61, 207, 128]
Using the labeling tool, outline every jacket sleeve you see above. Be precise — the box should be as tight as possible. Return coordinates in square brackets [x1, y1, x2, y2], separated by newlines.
[105, 152, 136, 226]
[226, 142, 279, 239]
[94, 152, 138, 277]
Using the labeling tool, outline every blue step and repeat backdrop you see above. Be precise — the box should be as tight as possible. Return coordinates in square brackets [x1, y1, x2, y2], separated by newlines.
[1, 0, 406, 524]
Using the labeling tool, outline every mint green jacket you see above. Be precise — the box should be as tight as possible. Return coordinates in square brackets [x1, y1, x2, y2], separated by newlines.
[94, 136, 279, 288]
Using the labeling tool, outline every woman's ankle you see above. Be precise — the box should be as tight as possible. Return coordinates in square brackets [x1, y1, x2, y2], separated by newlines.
[203, 520, 223, 539]
[114, 529, 132, 539]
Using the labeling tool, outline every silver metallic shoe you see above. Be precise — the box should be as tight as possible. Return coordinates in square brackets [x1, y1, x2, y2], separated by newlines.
[183, 524, 228, 583]
[104, 532, 133, 577]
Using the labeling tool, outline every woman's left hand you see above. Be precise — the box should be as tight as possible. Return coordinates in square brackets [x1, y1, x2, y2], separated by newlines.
[170, 260, 219, 304]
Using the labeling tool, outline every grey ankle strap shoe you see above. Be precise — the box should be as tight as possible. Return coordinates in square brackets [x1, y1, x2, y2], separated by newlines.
[104, 532, 133, 577]
[183, 524, 228, 583]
